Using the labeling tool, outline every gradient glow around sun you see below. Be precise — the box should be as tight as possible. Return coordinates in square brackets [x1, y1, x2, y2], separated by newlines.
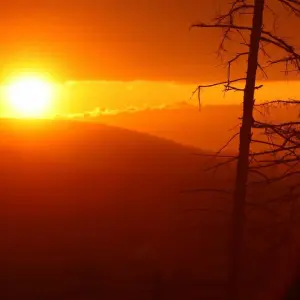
[6, 76, 53, 118]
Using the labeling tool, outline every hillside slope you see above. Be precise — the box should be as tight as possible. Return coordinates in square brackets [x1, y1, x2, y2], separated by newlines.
[1, 119, 231, 300]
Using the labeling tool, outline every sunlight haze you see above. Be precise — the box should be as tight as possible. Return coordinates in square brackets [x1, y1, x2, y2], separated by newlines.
[1, 78, 299, 118]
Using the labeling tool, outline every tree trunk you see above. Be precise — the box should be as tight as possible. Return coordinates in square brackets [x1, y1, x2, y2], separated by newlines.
[228, 1, 265, 300]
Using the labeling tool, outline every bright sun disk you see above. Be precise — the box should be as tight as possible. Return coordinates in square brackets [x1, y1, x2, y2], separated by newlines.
[6, 76, 53, 118]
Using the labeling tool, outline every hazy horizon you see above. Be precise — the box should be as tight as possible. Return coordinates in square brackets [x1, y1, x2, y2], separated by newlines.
[1, 79, 300, 118]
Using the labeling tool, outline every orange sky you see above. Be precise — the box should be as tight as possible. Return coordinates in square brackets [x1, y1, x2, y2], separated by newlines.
[2, 0, 300, 83]
[1, 1, 300, 117]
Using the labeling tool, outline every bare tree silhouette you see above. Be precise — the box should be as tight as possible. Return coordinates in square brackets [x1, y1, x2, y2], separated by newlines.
[190, 1, 300, 299]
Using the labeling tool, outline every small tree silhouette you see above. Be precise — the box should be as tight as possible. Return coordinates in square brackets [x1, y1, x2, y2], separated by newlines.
[190, 1, 300, 299]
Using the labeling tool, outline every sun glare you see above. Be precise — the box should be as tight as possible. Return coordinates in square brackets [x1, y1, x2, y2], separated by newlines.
[6, 76, 54, 118]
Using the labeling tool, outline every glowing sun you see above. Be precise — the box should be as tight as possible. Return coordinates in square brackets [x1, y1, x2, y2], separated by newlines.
[6, 76, 53, 118]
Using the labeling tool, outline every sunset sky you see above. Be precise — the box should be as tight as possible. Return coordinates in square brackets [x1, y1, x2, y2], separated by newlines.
[1, 0, 300, 116]
[3, 3, 300, 297]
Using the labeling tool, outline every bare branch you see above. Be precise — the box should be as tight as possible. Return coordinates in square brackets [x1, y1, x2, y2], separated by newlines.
[191, 78, 246, 106]
[251, 171, 300, 185]
[250, 145, 299, 157]
[180, 188, 233, 195]
[214, 3, 255, 24]
[204, 156, 238, 172]
[216, 132, 240, 155]
[249, 169, 271, 182]
[227, 52, 249, 82]
[183, 208, 231, 215]
[279, 0, 300, 16]
[192, 153, 237, 159]
[253, 120, 300, 129]
[191, 22, 253, 33]
[255, 99, 300, 106]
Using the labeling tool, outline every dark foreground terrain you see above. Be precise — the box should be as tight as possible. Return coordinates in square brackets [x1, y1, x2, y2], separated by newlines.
[1, 119, 297, 299]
